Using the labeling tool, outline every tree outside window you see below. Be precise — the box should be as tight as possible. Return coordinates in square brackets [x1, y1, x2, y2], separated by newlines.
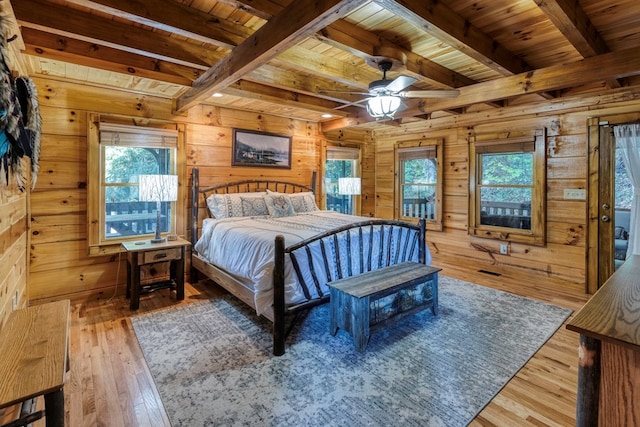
[469, 129, 546, 246]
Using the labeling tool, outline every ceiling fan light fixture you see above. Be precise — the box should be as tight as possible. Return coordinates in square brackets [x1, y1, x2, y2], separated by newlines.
[366, 95, 401, 119]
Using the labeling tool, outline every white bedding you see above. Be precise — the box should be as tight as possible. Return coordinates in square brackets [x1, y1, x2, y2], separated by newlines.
[194, 211, 368, 314]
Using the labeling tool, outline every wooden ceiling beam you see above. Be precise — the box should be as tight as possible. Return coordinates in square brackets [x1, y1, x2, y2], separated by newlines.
[175, 0, 368, 112]
[14, 0, 224, 70]
[21, 28, 200, 85]
[317, 20, 476, 89]
[61, 0, 252, 49]
[225, 80, 350, 116]
[373, 0, 531, 76]
[402, 46, 640, 116]
[243, 64, 366, 104]
[535, 0, 622, 89]
[212, 0, 288, 20]
[274, 47, 376, 89]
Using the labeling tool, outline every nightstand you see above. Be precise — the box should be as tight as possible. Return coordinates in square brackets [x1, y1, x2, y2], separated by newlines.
[121, 237, 191, 310]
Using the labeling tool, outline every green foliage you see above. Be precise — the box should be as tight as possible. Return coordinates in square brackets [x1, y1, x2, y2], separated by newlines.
[480, 153, 533, 204]
[104, 147, 171, 202]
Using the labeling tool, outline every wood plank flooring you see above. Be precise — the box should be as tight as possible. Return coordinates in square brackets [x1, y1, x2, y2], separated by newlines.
[22, 262, 590, 426]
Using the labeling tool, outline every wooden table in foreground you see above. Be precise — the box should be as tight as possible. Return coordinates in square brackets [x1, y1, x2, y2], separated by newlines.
[566, 254, 640, 426]
[0, 300, 70, 427]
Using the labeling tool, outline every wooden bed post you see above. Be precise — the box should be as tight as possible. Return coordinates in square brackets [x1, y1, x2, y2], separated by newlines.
[418, 218, 426, 265]
[273, 235, 286, 356]
[190, 168, 200, 283]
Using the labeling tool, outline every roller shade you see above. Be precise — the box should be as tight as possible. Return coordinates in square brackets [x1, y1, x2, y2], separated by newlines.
[327, 147, 359, 160]
[398, 146, 436, 160]
[474, 136, 535, 154]
[99, 123, 178, 148]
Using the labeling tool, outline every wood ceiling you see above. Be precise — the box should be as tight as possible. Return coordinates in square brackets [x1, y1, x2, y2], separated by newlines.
[7, 0, 640, 130]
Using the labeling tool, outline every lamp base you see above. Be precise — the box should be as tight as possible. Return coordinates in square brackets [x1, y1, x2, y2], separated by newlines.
[150, 237, 166, 244]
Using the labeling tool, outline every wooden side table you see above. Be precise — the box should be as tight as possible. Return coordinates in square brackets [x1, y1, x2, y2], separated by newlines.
[122, 237, 191, 310]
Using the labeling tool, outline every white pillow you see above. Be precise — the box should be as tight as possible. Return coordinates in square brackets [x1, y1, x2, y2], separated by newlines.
[206, 192, 267, 218]
[288, 192, 319, 213]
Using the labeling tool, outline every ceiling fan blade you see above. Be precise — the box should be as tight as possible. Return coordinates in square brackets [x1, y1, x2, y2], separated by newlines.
[399, 90, 460, 98]
[385, 75, 417, 93]
[319, 89, 371, 96]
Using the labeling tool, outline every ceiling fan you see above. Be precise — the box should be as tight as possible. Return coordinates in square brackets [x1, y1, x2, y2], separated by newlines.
[323, 60, 460, 120]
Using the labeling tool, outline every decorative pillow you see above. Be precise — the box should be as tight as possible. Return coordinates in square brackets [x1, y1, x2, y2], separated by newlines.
[206, 192, 266, 218]
[263, 193, 295, 217]
[240, 196, 268, 216]
[288, 191, 319, 213]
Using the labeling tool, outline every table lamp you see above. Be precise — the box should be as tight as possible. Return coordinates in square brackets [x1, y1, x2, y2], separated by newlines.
[139, 174, 178, 243]
[338, 177, 361, 196]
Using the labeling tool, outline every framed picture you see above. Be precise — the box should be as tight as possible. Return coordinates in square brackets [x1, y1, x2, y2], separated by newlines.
[232, 129, 292, 169]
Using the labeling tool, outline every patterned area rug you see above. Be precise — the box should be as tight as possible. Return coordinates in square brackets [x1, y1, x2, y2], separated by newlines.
[132, 276, 572, 426]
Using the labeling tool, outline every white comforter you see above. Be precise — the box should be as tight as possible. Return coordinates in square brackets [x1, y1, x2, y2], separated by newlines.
[194, 211, 367, 315]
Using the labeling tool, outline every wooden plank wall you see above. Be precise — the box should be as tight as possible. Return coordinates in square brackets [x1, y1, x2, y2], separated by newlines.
[18, 76, 640, 303]
[367, 90, 640, 295]
[28, 76, 322, 303]
[0, 3, 30, 327]
[0, 170, 28, 327]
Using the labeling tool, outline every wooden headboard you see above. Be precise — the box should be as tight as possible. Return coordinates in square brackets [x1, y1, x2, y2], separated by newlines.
[190, 168, 317, 245]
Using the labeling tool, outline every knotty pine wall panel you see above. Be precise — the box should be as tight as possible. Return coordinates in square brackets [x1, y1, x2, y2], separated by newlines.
[370, 99, 639, 291]
[0, 190, 28, 328]
[29, 76, 325, 302]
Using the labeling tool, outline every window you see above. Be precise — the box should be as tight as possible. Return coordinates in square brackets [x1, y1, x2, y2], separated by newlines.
[325, 146, 360, 215]
[469, 129, 546, 245]
[396, 140, 443, 230]
[88, 116, 184, 255]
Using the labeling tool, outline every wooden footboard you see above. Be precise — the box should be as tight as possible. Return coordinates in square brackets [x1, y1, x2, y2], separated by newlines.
[272, 218, 427, 355]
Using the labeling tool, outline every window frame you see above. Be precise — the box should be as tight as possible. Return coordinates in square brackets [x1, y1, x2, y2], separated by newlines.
[469, 129, 546, 246]
[324, 145, 361, 215]
[87, 114, 185, 256]
[395, 139, 443, 231]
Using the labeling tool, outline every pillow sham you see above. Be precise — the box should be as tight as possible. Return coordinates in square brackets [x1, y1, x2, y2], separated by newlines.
[263, 193, 295, 217]
[288, 191, 319, 213]
[206, 192, 267, 218]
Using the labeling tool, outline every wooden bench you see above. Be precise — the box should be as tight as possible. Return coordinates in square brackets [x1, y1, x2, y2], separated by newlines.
[328, 261, 441, 352]
[0, 300, 70, 427]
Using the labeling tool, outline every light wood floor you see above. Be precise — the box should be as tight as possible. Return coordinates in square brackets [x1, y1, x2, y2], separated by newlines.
[28, 263, 591, 426]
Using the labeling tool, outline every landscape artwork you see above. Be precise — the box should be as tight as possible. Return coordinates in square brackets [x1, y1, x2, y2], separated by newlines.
[232, 129, 292, 168]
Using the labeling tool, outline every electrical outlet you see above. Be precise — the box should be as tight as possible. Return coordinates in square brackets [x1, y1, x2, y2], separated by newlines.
[564, 189, 586, 200]
[499, 244, 508, 255]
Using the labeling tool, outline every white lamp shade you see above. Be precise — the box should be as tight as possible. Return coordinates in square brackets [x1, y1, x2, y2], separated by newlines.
[366, 95, 401, 119]
[139, 174, 178, 202]
[338, 177, 361, 195]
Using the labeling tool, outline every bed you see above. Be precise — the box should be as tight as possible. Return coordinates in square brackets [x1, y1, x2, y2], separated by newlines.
[190, 168, 430, 355]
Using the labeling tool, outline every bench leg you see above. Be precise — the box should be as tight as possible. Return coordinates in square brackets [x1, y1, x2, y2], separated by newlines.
[353, 297, 370, 352]
[431, 274, 439, 316]
[44, 388, 65, 427]
[329, 288, 340, 336]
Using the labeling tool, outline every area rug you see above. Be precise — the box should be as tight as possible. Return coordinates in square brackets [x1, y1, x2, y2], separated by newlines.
[132, 276, 572, 426]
